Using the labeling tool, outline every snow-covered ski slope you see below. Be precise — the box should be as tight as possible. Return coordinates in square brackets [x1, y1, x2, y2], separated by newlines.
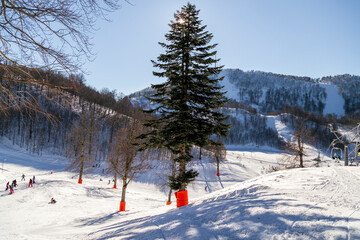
[1, 137, 360, 239]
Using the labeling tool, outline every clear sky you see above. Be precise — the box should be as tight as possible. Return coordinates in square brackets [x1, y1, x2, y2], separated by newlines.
[83, 0, 360, 95]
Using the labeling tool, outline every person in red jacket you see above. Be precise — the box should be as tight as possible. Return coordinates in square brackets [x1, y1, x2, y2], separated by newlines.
[28, 178, 33, 187]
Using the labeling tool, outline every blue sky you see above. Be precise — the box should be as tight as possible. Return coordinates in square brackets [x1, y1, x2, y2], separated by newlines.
[84, 0, 360, 95]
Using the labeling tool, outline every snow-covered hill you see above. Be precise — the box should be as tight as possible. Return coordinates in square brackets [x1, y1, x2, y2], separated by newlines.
[129, 69, 354, 116]
[219, 69, 345, 116]
[128, 69, 357, 148]
[4, 135, 360, 239]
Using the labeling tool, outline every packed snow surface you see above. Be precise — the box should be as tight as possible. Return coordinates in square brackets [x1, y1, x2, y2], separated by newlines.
[1, 138, 360, 239]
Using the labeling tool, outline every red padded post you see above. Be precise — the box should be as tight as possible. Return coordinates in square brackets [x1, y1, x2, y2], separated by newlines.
[175, 190, 188, 208]
[119, 201, 126, 211]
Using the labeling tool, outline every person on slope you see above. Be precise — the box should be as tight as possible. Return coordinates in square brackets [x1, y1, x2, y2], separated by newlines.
[21, 174, 25, 181]
[9, 184, 14, 194]
[28, 178, 33, 187]
[50, 198, 56, 204]
[12, 179, 17, 187]
[33, 176, 36, 184]
[5, 181, 9, 191]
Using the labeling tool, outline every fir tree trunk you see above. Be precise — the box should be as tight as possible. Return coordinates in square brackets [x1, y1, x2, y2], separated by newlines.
[179, 144, 187, 191]
[216, 156, 220, 174]
[178, 165, 187, 190]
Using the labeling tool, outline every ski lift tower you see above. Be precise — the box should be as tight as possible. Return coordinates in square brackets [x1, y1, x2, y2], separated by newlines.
[329, 123, 360, 166]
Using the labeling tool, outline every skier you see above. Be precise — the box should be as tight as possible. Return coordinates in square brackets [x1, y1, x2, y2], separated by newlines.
[21, 174, 25, 181]
[50, 197, 56, 204]
[28, 178, 33, 187]
[33, 176, 36, 184]
[9, 184, 13, 194]
[5, 182, 9, 191]
[205, 185, 207, 191]
[12, 179, 17, 187]
[51, 170, 53, 174]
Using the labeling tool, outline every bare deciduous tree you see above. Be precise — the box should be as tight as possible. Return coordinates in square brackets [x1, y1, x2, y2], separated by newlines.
[108, 119, 151, 210]
[0, 0, 121, 115]
[211, 140, 226, 176]
[282, 118, 314, 168]
[66, 111, 97, 183]
[154, 148, 177, 204]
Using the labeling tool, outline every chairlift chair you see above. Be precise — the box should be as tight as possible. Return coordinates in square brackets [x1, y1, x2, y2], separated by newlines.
[331, 147, 343, 162]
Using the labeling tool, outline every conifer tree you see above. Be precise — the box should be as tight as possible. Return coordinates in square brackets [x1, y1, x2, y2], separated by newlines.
[141, 3, 230, 192]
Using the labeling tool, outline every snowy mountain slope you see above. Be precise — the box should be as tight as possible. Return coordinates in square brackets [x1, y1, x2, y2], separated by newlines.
[219, 69, 346, 116]
[130, 69, 351, 116]
[0, 135, 347, 240]
[127, 69, 354, 148]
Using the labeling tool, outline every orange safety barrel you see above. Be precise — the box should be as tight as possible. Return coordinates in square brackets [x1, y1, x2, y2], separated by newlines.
[175, 190, 188, 208]
[119, 201, 126, 211]
[78, 179, 83, 184]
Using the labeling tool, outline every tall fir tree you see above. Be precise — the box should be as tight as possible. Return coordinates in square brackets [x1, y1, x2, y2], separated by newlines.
[141, 3, 230, 192]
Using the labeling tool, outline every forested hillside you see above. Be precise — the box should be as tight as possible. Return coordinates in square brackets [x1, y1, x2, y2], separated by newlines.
[1, 68, 358, 157]
[129, 69, 360, 149]
[0, 70, 141, 166]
